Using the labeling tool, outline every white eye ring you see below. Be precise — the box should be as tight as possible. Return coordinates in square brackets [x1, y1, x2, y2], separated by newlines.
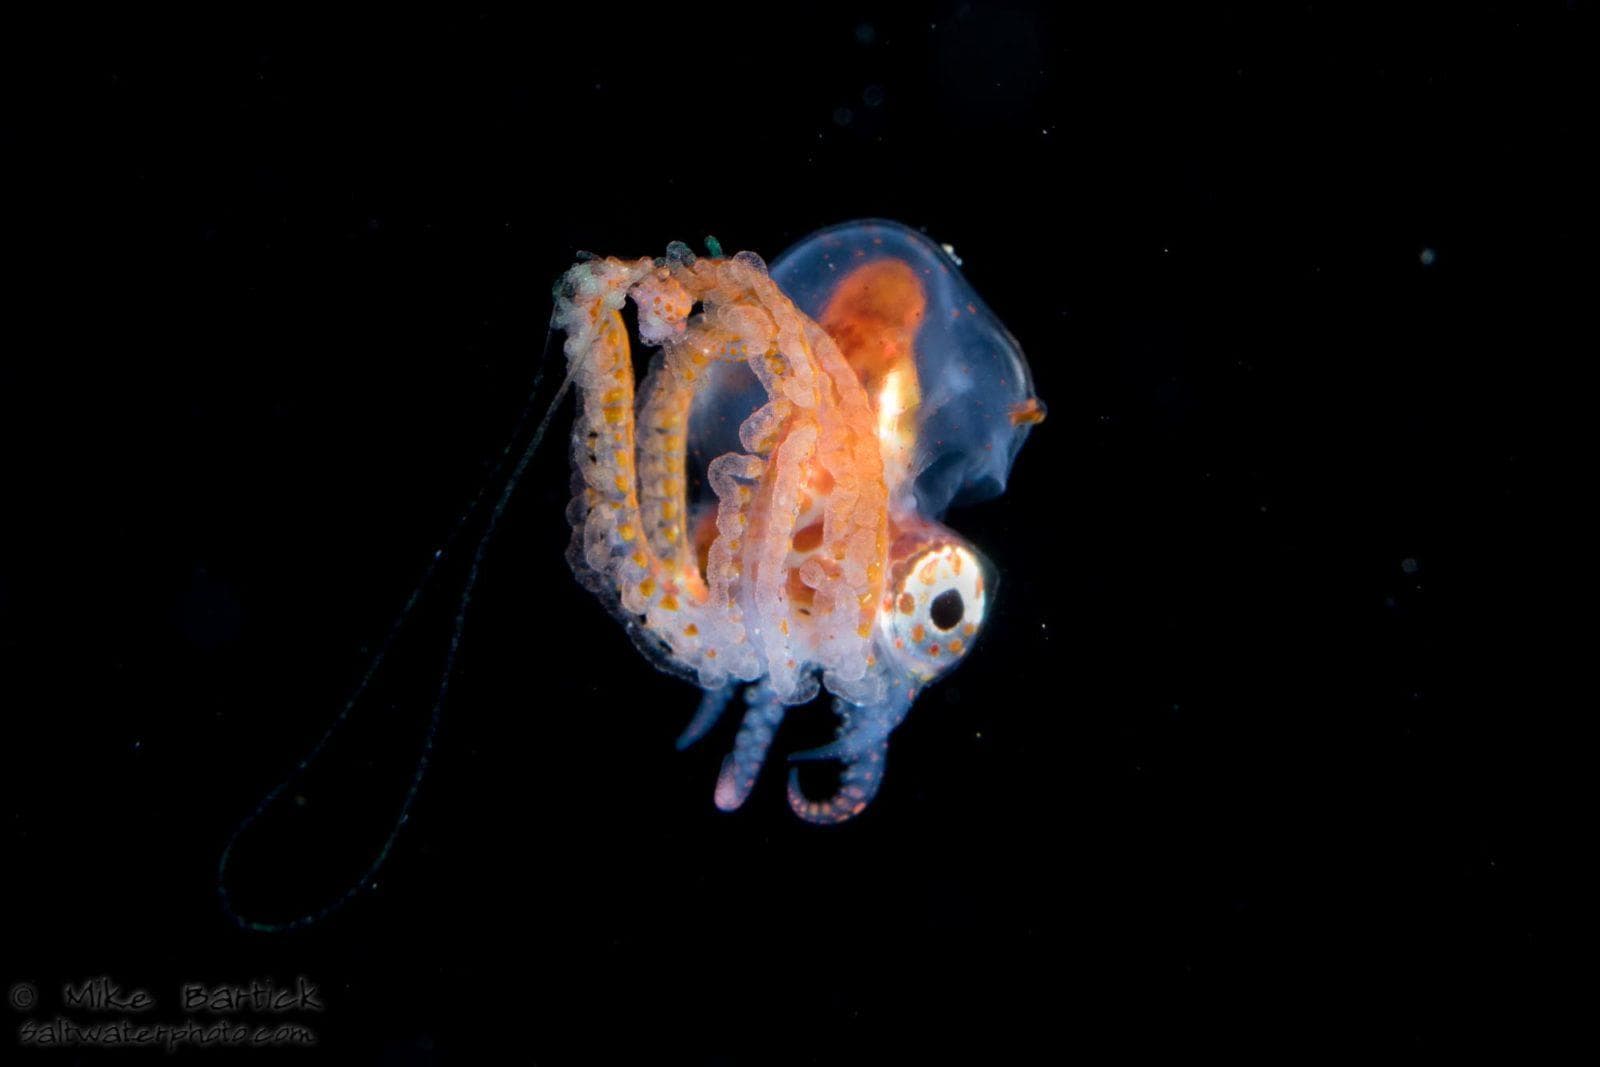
[880, 542, 988, 681]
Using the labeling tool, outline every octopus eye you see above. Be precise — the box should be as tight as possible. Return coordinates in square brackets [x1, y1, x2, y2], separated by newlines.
[880, 540, 990, 682]
[929, 589, 964, 631]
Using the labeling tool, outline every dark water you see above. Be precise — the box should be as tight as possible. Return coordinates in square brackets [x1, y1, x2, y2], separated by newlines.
[3, 4, 1580, 1059]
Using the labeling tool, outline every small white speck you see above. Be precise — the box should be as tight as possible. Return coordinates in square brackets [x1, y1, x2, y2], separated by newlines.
[940, 243, 963, 266]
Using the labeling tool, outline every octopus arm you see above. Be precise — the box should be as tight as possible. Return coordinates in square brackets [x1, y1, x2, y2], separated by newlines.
[786, 687, 915, 824]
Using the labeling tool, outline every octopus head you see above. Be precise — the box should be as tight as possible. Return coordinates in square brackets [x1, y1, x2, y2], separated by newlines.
[878, 525, 992, 685]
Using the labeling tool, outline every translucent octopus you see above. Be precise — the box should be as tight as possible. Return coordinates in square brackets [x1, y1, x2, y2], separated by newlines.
[553, 220, 1044, 823]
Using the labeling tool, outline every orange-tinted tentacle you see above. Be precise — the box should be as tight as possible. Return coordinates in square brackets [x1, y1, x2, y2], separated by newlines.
[556, 250, 892, 706]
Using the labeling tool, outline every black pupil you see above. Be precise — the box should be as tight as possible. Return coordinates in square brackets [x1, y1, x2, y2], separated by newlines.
[929, 589, 964, 631]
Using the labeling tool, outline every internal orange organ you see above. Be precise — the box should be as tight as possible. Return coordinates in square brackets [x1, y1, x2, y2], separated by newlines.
[818, 257, 928, 396]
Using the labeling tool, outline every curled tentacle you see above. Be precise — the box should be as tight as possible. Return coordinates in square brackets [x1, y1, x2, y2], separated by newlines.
[786, 738, 888, 824]
[553, 252, 887, 704]
[784, 690, 911, 823]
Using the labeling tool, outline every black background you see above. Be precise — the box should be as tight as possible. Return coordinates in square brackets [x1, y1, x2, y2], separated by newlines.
[3, 3, 1581, 1060]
